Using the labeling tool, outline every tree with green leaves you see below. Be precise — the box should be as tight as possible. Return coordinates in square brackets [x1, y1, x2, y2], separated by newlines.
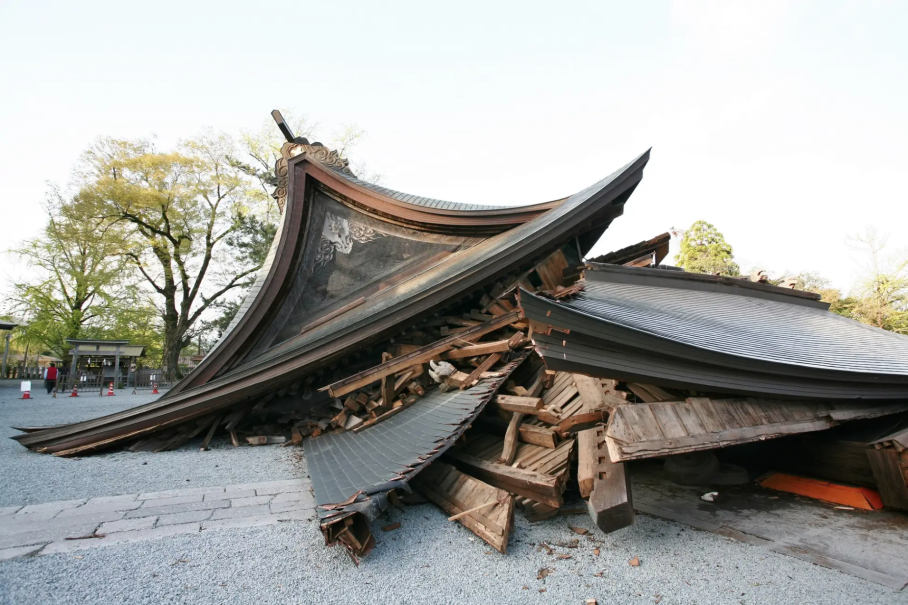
[74, 132, 267, 377]
[674, 220, 741, 276]
[9, 188, 127, 359]
[847, 230, 908, 334]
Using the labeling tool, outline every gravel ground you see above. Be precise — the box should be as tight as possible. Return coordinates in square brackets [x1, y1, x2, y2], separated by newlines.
[2, 499, 905, 605]
[0, 383, 304, 507]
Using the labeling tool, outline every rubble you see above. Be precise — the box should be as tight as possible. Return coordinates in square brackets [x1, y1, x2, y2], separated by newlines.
[10, 117, 908, 564]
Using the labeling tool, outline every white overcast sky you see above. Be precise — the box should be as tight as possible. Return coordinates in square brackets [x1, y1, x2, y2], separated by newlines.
[1, 0, 906, 297]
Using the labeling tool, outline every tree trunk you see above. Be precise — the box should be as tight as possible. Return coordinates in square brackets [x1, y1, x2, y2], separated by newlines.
[161, 324, 183, 381]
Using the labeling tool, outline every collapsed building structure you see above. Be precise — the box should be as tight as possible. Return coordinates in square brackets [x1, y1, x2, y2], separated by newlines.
[13, 115, 908, 562]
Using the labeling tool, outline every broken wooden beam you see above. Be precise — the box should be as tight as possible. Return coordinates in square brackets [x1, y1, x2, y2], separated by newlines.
[458, 353, 503, 390]
[499, 412, 524, 465]
[323, 310, 520, 397]
[445, 451, 564, 508]
[439, 340, 511, 360]
[413, 462, 514, 553]
[493, 395, 544, 415]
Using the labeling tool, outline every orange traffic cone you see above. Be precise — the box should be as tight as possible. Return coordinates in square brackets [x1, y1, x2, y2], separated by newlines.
[151, 383, 159, 395]
[20, 381, 30, 400]
[70, 384, 79, 397]
[106, 382, 115, 396]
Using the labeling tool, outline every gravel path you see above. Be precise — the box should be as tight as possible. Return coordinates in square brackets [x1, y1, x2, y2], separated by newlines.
[1, 499, 905, 605]
[0, 384, 304, 506]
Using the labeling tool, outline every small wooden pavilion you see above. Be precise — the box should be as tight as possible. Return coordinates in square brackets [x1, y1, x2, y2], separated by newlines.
[66, 339, 147, 390]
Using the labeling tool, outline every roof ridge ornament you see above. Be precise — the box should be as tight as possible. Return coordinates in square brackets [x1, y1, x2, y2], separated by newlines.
[271, 110, 353, 213]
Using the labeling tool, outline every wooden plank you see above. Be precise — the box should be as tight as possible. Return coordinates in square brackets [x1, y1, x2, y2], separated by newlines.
[866, 447, 908, 511]
[672, 401, 706, 435]
[649, 403, 689, 439]
[459, 353, 502, 389]
[324, 311, 520, 397]
[627, 383, 662, 403]
[493, 395, 543, 414]
[687, 397, 727, 434]
[534, 249, 570, 291]
[413, 462, 514, 553]
[499, 413, 525, 464]
[439, 340, 511, 360]
[445, 451, 565, 508]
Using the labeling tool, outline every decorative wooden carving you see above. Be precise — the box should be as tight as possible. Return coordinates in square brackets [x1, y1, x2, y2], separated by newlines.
[273, 142, 354, 213]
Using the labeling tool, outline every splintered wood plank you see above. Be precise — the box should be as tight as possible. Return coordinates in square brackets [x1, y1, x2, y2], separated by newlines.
[605, 397, 908, 462]
[534, 249, 570, 291]
[413, 462, 514, 553]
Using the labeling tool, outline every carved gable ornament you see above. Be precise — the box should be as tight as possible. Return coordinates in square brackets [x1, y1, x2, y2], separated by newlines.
[273, 142, 354, 213]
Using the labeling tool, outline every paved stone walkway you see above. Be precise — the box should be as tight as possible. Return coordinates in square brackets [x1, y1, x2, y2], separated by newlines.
[0, 478, 315, 561]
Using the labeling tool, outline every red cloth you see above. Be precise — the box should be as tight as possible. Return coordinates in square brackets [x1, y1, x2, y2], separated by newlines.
[46, 367, 58, 380]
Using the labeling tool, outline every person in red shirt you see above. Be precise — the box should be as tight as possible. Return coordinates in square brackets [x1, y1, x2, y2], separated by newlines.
[44, 363, 58, 394]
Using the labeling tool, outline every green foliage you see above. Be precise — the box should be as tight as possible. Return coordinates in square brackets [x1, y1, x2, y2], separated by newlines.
[846, 231, 908, 334]
[9, 189, 127, 359]
[71, 131, 270, 376]
[674, 220, 741, 276]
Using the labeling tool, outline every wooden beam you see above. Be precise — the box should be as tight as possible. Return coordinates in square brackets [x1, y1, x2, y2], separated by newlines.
[519, 424, 558, 448]
[199, 414, 222, 452]
[458, 353, 502, 389]
[379, 352, 394, 414]
[588, 428, 634, 533]
[573, 374, 605, 497]
[493, 395, 543, 415]
[324, 311, 520, 397]
[439, 340, 511, 360]
[446, 451, 564, 508]
[499, 413, 524, 464]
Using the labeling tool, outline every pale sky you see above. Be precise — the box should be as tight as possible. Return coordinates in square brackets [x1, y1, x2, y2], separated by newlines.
[1, 0, 906, 298]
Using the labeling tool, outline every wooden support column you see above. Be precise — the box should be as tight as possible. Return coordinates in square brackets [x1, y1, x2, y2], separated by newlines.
[113, 345, 121, 391]
[587, 426, 634, 533]
[573, 374, 609, 498]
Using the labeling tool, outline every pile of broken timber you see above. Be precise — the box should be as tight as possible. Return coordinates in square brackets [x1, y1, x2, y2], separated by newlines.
[410, 369, 634, 553]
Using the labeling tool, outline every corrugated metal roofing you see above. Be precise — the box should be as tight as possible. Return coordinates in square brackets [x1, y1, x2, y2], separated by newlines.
[308, 382, 499, 506]
[566, 280, 908, 376]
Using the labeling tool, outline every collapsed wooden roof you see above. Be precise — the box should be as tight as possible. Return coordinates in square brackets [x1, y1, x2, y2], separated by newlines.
[521, 263, 908, 400]
[15, 143, 652, 455]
